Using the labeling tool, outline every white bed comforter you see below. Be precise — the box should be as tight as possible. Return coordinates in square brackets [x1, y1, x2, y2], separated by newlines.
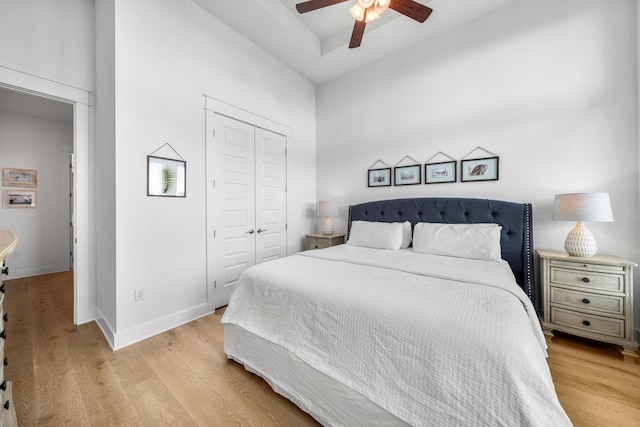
[221, 245, 571, 426]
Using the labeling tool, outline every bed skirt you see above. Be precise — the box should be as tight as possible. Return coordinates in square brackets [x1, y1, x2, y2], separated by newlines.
[224, 324, 410, 427]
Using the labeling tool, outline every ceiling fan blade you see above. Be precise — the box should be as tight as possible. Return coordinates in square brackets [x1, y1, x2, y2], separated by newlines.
[389, 0, 433, 23]
[349, 20, 366, 48]
[296, 0, 348, 14]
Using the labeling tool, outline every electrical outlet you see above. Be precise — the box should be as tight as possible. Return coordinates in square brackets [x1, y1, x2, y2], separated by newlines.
[134, 287, 145, 302]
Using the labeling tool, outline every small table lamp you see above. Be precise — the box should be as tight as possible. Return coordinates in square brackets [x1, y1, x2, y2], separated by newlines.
[318, 200, 339, 235]
[552, 192, 613, 257]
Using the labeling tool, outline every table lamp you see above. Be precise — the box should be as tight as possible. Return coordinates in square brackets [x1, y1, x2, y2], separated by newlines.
[318, 200, 339, 235]
[552, 192, 613, 257]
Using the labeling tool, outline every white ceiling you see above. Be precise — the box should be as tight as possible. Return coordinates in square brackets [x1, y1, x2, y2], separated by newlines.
[0, 1, 519, 121]
[192, 0, 519, 84]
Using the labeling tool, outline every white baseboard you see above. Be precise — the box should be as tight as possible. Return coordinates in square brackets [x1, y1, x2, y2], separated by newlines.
[6, 265, 69, 279]
[102, 303, 216, 351]
[95, 308, 116, 350]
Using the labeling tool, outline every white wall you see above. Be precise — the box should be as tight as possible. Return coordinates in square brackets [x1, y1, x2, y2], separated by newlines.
[0, 109, 73, 277]
[0, 0, 95, 91]
[100, 0, 316, 348]
[317, 0, 639, 328]
[95, 0, 118, 334]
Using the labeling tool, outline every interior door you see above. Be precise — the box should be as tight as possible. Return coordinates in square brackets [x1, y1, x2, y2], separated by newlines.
[254, 128, 287, 264]
[207, 112, 257, 308]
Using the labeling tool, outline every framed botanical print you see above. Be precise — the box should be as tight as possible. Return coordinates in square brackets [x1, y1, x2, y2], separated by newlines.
[147, 156, 186, 197]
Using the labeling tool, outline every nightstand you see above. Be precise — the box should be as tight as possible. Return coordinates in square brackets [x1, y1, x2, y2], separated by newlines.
[305, 234, 345, 250]
[538, 249, 638, 362]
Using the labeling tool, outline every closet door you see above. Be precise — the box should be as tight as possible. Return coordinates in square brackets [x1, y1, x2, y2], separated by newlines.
[208, 113, 257, 309]
[206, 112, 287, 308]
[254, 128, 287, 264]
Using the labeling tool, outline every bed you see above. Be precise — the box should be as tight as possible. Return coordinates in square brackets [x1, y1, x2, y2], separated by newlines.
[221, 197, 571, 426]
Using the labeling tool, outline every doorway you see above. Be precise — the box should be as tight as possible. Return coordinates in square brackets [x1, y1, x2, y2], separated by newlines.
[0, 87, 73, 277]
[0, 70, 92, 325]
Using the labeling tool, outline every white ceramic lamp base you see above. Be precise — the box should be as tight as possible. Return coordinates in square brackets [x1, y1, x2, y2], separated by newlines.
[564, 221, 597, 257]
[322, 217, 334, 235]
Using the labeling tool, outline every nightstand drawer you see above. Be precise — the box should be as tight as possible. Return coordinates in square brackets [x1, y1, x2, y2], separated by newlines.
[550, 259, 624, 273]
[550, 307, 625, 338]
[0, 381, 17, 427]
[305, 234, 345, 250]
[550, 267, 624, 293]
[307, 238, 329, 250]
[550, 287, 624, 316]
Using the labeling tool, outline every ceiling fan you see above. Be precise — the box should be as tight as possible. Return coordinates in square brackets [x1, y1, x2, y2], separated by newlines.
[295, 0, 433, 49]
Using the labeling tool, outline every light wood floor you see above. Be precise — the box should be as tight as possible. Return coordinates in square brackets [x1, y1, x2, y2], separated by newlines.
[4, 271, 640, 426]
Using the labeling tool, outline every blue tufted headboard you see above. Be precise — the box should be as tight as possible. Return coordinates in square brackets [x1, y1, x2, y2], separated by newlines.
[347, 198, 535, 304]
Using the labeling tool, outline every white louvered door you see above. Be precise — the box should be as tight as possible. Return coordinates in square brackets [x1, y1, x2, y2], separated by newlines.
[206, 111, 287, 308]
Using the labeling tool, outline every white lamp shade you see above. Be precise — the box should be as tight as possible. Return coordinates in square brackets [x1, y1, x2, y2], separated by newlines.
[318, 200, 339, 218]
[552, 193, 613, 222]
[318, 200, 338, 236]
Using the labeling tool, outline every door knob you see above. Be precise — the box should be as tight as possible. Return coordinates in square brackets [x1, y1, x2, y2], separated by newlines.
[246, 229, 255, 234]
[257, 228, 267, 233]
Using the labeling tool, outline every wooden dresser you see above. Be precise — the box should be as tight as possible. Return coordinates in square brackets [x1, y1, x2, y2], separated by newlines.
[0, 231, 18, 426]
[538, 249, 638, 363]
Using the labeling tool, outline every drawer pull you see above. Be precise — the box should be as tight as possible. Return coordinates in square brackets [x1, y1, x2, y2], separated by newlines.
[0, 330, 5, 339]
[582, 320, 591, 326]
[582, 298, 590, 304]
[0, 284, 4, 294]
[0, 381, 5, 391]
[1, 266, 7, 276]
[3, 400, 9, 410]
[4, 357, 7, 366]
[582, 277, 590, 283]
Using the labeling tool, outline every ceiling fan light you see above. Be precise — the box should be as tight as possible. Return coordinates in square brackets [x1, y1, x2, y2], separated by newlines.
[357, 0, 375, 9]
[350, 3, 365, 21]
[374, 0, 389, 15]
[365, 9, 380, 22]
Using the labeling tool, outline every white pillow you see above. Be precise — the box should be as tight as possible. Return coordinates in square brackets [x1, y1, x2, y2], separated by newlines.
[401, 221, 412, 249]
[412, 222, 502, 261]
[348, 221, 404, 250]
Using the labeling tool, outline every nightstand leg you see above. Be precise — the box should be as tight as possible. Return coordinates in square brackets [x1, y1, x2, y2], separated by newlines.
[620, 345, 639, 364]
[543, 328, 554, 344]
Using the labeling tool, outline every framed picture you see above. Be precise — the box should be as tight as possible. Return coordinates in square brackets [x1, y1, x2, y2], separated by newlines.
[368, 167, 392, 187]
[394, 164, 421, 186]
[461, 157, 499, 182]
[3, 168, 37, 188]
[425, 161, 456, 184]
[3, 189, 37, 208]
[147, 156, 186, 197]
